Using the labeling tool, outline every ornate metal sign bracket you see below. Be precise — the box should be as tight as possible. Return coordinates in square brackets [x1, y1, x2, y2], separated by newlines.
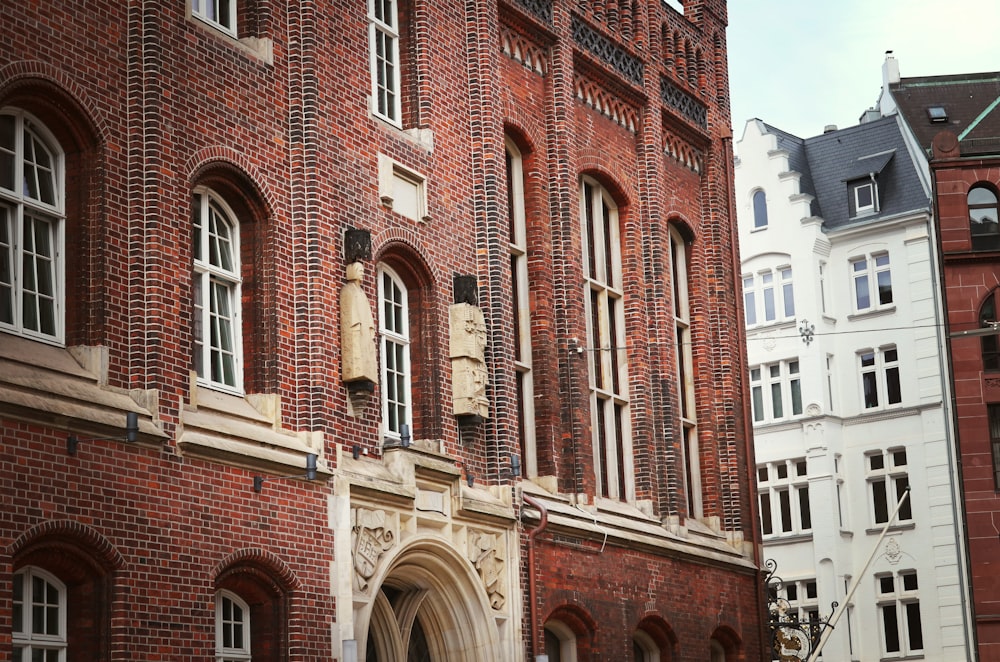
[764, 559, 836, 661]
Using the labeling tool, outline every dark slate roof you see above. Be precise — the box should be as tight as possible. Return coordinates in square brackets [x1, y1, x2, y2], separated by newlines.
[891, 71, 1000, 157]
[761, 122, 816, 202]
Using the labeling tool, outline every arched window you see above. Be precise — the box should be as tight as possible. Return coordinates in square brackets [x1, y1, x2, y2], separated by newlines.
[981, 290, 999, 371]
[969, 185, 999, 251]
[581, 176, 631, 501]
[544, 620, 578, 662]
[0, 109, 64, 343]
[13, 566, 67, 660]
[216, 590, 251, 661]
[506, 137, 536, 477]
[671, 224, 701, 517]
[752, 189, 768, 229]
[193, 188, 243, 392]
[378, 263, 412, 441]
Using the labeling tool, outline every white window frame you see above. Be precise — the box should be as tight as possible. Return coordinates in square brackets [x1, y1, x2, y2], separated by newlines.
[876, 570, 923, 657]
[850, 252, 892, 313]
[671, 225, 701, 517]
[866, 447, 911, 526]
[757, 458, 811, 537]
[378, 263, 412, 442]
[377, 154, 427, 222]
[13, 566, 67, 661]
[859, 346, 901, 410]
[752, 188, 768, 229]
[853, 180, 877, 215]
[749, 359, 802, 424]
[742, 266, 794, 327]
[581, 176, 632, 501]
[772, 577, 820, 626]
[507, 139, 536, 478]
[193, 188, 243, 393]
[192, 0, 237, 36]
[0, 109, 65, 345]
[216, 589, 252, 662]
[368, 0, 402, 126]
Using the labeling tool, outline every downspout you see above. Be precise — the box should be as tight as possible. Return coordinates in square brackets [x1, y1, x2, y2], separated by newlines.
[522, 492, 549, 660]
[722, 132, 768, 658]
[928, 164, 978, 657]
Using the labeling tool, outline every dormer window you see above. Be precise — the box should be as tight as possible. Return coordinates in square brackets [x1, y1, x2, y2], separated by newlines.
[854, 180, 877, 216]
[927, 106, 948, 123]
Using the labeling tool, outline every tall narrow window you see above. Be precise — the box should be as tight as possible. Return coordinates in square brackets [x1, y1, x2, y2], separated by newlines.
[752, 189, 768, 229]
[379, 264, 412, 441]
[749, 359, 802, 423]
[369, 0, 402, 125]
[867, 448, 911, 525]
[969, 185, 999, 251]
[671, 225, 701, 516]
[13, 567, 67, 660]
[192, 0, 236, 35]
[0, 110, 64, 343]
[582, 177, 631, 500]
[877, 571, 923, 656]
[742, 267, 794, 327]
[859, 347, 901, 409]
[989, 405, 1000, 490]
[216, 590, 251, 661]
[507, 139, 536, 476]
[193, 190, 243, 392]
[757, 459, 811, 537]
[980, 291, 999, 371]
[851, 252, 892, 313]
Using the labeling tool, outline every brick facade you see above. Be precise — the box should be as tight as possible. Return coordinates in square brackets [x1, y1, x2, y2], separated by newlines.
[931, 150, 1000, 660]
[1, 1, 763, 660]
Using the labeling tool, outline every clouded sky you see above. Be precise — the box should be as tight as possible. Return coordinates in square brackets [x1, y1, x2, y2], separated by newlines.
[727, 0, 1000, 142]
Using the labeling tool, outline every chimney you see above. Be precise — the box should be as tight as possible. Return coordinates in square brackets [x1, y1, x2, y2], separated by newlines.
[824, 125, 838, 134]
[883, 51, 900, 86]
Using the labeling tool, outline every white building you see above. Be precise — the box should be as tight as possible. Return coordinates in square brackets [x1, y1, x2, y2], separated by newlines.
[735, 114, 973, 660]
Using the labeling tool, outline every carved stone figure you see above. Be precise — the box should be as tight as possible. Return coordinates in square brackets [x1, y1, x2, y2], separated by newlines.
[469, 530, 505, 609]
[450, 302, 489, 420]
[351, 507, 395, 593]
[341, 262, 378, 388]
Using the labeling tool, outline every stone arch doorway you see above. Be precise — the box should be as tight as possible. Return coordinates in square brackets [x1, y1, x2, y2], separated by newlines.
[358, 537, 503, 662]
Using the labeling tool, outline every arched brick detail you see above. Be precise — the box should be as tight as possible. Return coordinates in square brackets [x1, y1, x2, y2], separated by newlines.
[212, 547, 300, 592]
[636, 614, 678, 658]
[711, 624, 743, 654]
[577, 154, 634, 209]
[0, 59, 110, 146]
[544, 602, 598, 637]
[10, 519, 124, 573]
[185, 146, 279, 220]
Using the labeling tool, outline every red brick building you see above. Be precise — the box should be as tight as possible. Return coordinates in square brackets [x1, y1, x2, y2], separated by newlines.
[0, 1, 763, 660]
[892, 70, 1000, 659]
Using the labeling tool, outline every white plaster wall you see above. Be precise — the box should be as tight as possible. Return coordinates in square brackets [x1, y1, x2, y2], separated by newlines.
[735, 118, 970, 661]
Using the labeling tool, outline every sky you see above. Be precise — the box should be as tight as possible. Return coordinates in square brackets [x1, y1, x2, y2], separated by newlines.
[727, 0, 1000, 143]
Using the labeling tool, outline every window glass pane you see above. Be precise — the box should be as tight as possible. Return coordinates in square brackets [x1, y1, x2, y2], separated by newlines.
[886, 366, 901, 404]
[771, 381, 783, 418]
[779, 489, 792, 531]
[902, 573, 918, 591]
[882, 604, 900, 652]
[791, 376, 802, 415]
[873, 479, 889, 523]
[0, 114, 14, 192]
[753, 190, 768, 228]
[877, 269, 893, 305]
[863, 371, 878, 408]
[896, 476, 912, 520]
[869, 454, 884, 470]
[855, 273, 870, 309]
[906, 602, 923, 650]
[776, 463, 788, 479]
[759, 494, 772, 535]
[799, 485, 811, 529]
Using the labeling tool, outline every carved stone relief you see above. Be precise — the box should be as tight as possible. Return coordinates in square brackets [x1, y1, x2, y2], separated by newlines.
[352, 507, 396, 593]
[468, 529, 506, 610]
[450, 303, 489, 420]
